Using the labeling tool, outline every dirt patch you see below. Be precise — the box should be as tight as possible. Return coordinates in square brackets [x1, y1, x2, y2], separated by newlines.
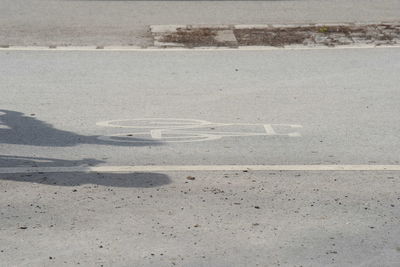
[158, 27, 237, 48]
[153, 23, 400, 48]
[234, 24, 400, 47]
[235, 27, 315, 47]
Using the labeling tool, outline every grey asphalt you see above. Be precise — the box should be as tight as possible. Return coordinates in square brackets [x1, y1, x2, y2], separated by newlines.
[1, 48, 400, 166]
[1, 0, 400, 46]
[1, 48, 400, 266]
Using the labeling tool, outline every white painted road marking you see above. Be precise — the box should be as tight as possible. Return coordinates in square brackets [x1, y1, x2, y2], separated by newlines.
[150, 129, 163, 139]
[263, 124, 277, 135]
[97, 118, 211, 129]
[96, 118, 302, 143]
[1, 45, 400, 51]
[1, 165, 400, 174]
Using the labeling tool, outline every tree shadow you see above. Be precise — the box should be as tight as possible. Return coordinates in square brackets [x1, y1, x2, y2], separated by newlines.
[0, 110, 160, 147]
[0, 155, 104, 167]
[2, 172, 171, 188]
[0, 155, 171, 188]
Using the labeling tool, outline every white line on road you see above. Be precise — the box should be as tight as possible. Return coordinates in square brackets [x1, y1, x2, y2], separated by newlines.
[1, 165, 400, 174]
[0, 45, 400, 52]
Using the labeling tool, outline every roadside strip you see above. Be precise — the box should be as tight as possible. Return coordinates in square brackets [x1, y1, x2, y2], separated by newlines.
[151, 23, 400, 48]
[1, 165, 400, 174]
[1, 23, 399, 50]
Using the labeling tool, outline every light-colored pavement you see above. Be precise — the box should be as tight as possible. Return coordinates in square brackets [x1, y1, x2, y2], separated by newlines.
[1, 0, 400, 46]
[1, 48, 400, 165]
[1, 170, 399, 266]
[1, 47, 400, 266]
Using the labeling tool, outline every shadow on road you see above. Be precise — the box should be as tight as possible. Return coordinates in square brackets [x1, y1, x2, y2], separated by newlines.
[0, 111, 170, 187]
[2, 172, 171, 188]
[0, 155, 171, 187]
[0, 110, 160, 147]
[0, 155, 104, 167]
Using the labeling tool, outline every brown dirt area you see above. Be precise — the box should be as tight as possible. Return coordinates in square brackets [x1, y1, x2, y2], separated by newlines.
[234, 24, 400, 47]
[156, 23, 400, 48]
[159, 27, 235, 47]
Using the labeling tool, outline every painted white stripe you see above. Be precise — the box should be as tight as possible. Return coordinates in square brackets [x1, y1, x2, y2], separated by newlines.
[150, 129, 163, 139]
[263, 124, 277, 135]
[1, 165, 400, 174]
[0, 45, 399, 52]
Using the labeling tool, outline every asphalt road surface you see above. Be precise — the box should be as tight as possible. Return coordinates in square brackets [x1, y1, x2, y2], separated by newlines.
[1, 0, 400, 46]
[1, 47, 400, 266]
